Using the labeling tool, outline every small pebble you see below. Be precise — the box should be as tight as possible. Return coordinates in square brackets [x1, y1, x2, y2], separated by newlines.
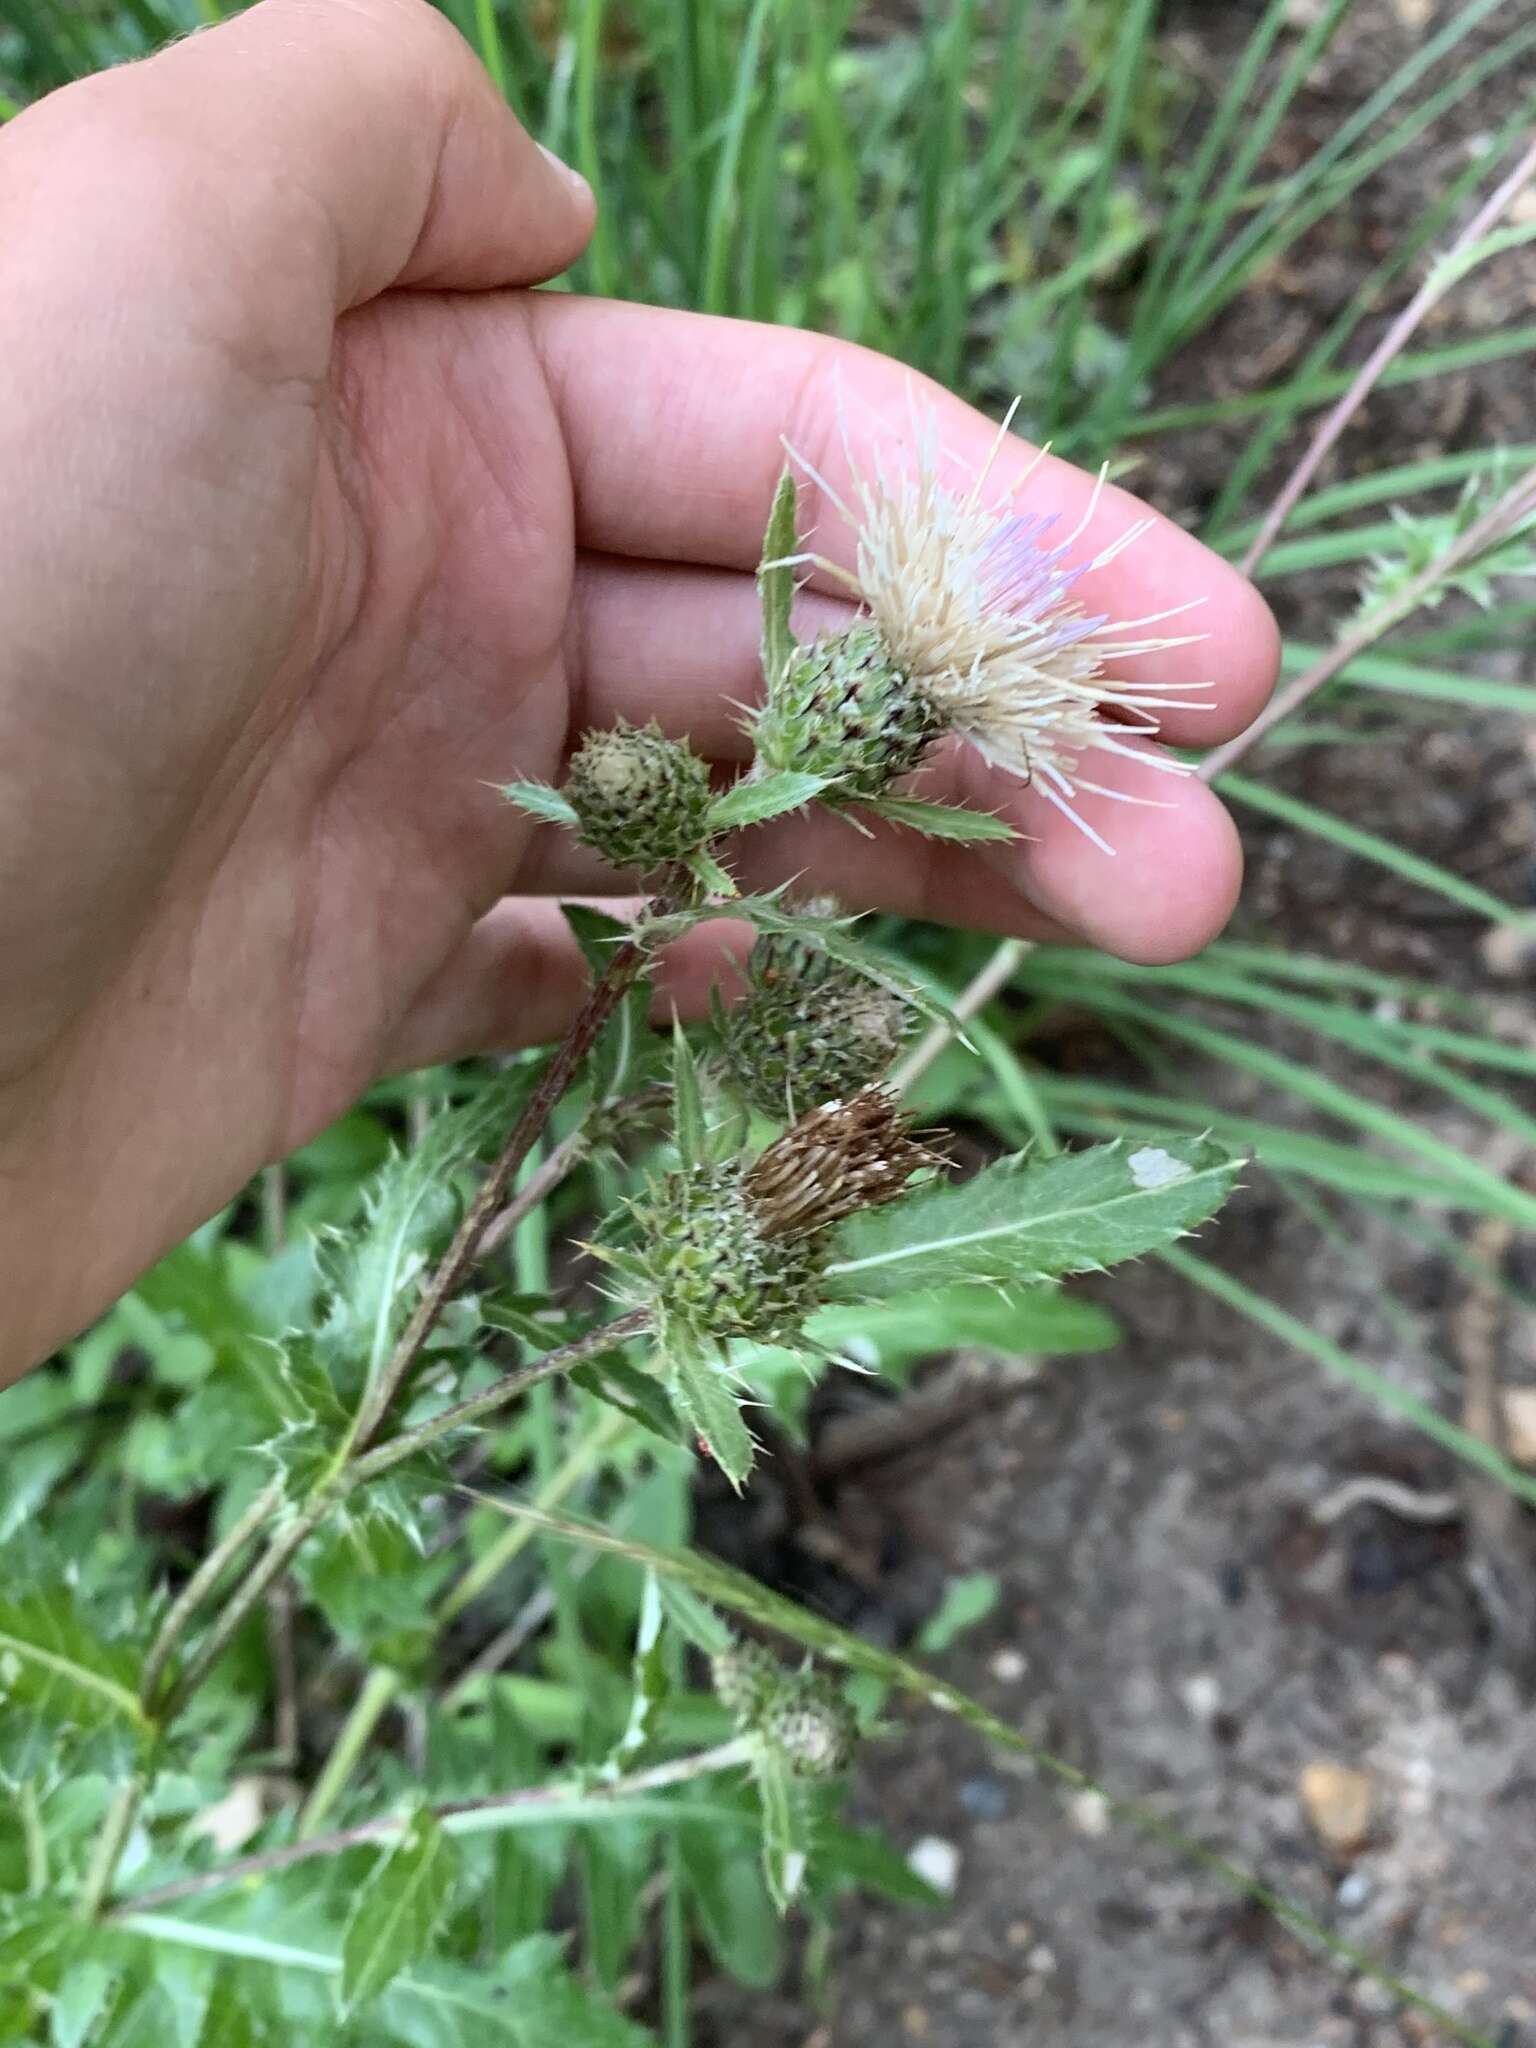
[908, 1836, 961, 1896]
[1068, 1789, 1112, 1838]
[1180, 1673, 1222, 1723]
[1501, 1388, 1536, 1468]
[1336, 1869, 1373, 1911]
[989, 1647, 1028, 1684]
[1298, 1761, 1375, 1855]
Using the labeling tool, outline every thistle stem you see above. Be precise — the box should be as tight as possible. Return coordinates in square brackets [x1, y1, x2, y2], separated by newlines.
[159, 1492, 335, 1722]
[353, 907, 671, 1451]
[18, 1782, 48, 1895]
[1202, 457, 1536, 782]
[297, 1666, 401, 1840]
[348, 1312, 653, 1488]
[110, 1739, 755, 1915]
[77, 1776, 145, 1920]
[1241, 134, 1536, 579]
[140, 1478, 285, 1711]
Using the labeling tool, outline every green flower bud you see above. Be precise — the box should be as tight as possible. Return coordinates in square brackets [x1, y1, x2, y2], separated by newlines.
[752, 623, 943, 800]
[629, 1161, 827, 1344]
[764, 1676, 859, 1779]
[710, 1639, 781, 1727]
[717, 931, 910, 1119]
[563, 720, 714, 872]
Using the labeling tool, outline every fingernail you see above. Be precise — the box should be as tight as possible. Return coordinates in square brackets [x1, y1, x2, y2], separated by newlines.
[537, 142, 593, 202]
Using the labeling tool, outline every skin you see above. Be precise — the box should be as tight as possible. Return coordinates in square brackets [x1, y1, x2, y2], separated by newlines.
[0, 0, 1280, 1379]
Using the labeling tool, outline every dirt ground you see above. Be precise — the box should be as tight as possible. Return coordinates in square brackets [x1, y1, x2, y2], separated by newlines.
[699, 5, 1536, 2042]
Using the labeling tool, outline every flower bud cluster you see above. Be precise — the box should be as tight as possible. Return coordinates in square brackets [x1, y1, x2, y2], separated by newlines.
[562, 720, 714, 872]
[622, 1090, 933, 1349]
[712, 1639, 858, 1780]
[716, 929, 910, 1120]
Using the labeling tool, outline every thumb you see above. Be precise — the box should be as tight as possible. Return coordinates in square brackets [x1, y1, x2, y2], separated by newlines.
[4, 0, 595, 311]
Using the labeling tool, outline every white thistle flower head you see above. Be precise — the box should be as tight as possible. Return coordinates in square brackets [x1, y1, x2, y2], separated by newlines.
[782, 394, 1212, 853]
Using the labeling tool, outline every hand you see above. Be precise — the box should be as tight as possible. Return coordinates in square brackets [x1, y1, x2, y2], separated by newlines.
[0, 0, 1277, 1376]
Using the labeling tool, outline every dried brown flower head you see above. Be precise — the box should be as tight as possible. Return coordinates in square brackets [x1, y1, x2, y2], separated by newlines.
[746, 1088, 939, 1239]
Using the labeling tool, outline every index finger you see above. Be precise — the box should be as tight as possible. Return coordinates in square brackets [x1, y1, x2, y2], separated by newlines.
[528, 296, 1279, 735]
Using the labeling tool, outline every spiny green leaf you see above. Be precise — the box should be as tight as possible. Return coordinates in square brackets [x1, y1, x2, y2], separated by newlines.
[677, 1813, 782, 1983]
[0, 1897, 83, 1998]
[340, 1807, 459, 2014]
[120, 1919, 652, 2048]
[0, 1575, 149, 1783]
[667, 1345, 756, 1492]
[757, 464, 801, 691]
[824, 1136, 1243, 1300]
[501, 780, 580, 831]
[87, 1975, 189, 2048]
[707, 769, 829, 832]
[669, 1022, 708, 1169]
[858, 793, 1017, 842]
[751, 1746, 812, 1912]
[194, 1975, 261, 2048]
[561, 903, 634, 976]
[317, 1065, 539, 1401]
[569, 1355, 685, 1446]
[682, 845, 740, 899]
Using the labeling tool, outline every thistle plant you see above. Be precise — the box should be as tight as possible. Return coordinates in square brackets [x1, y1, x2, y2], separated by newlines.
[0, 414, 1245, 2035]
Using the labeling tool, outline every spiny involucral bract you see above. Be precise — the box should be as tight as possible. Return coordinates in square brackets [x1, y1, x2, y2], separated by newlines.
[773, 400, 1212, 851]
[752, 620, 945, 801]
[562, 719, 714, 872]
[715, 929, 911, 1120]
[627, 1160, 827, 1346]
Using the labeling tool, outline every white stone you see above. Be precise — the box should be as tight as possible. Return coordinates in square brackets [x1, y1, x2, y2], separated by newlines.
[907, 1835, 961, 1896]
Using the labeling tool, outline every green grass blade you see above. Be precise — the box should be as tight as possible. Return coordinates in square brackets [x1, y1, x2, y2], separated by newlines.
[1277, 643, 1536, 715]
[1214, 446, 1536, 552]
[1125, 325, 1536, 440]
[1163, 1247, 1536, 1512]
[1034, 981, 1536, 1227]
[700, 0, 777, 316]
[1218, 774, 1532, 928]
[1045, 0, 1155, 428]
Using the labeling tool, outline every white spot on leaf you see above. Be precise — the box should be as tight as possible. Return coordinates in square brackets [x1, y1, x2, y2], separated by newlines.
[1127, 1146, 1191, 1190]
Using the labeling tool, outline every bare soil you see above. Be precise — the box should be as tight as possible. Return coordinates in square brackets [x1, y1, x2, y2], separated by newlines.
[699, 5, 1536, 2041]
